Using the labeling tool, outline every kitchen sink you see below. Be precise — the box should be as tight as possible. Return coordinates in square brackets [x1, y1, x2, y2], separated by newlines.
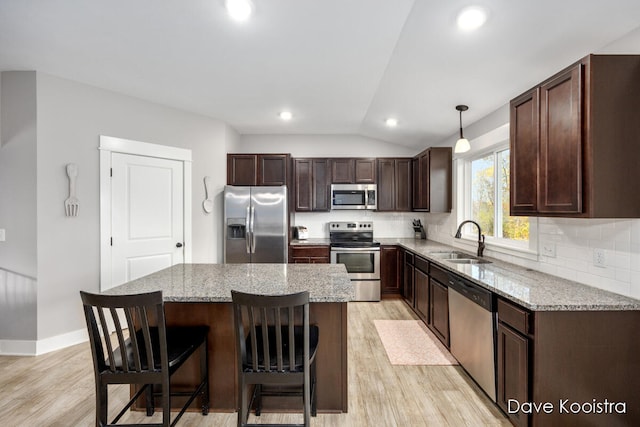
[428, 250, 492, 264]
[447, 258, 492, 264]
[429, 250, 475, 259]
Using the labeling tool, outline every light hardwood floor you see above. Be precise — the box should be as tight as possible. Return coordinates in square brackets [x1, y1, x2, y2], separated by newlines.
[0, 299, 511, 426]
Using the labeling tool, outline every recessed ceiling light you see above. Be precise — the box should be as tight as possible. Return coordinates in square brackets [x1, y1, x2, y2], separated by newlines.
[457, 6, 488, 31]
[385, 118, 398, 128]
[226, 0, 253, 22]
[279, 111, 293, 121]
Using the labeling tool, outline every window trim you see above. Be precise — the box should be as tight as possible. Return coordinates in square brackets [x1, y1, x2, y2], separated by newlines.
[455, 130, 538, 260]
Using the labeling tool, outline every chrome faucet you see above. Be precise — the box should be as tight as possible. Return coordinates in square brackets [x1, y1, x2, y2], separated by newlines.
[455, 220, 485, 257]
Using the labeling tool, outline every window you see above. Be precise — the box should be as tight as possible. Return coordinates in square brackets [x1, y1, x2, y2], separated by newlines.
[461, 144, 530, 249]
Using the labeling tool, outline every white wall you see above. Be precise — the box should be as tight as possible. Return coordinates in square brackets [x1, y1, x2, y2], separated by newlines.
[34, 72, 230, 342]
[0, 71, 233, 350]
[0, 71, 38, 278]
[238, 134, 417, 157]
[0, 72, 38, 344]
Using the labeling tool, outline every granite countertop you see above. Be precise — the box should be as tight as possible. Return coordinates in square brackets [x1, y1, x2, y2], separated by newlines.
[290, 238, 331, 245]
[104, 263, 353, 303]
[379, 238, 640, 311]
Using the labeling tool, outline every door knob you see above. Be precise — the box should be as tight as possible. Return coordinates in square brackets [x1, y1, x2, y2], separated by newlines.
[176, 242, 183, 248]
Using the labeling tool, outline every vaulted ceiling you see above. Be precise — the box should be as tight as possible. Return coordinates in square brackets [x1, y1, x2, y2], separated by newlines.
[1, 1, 639, 148]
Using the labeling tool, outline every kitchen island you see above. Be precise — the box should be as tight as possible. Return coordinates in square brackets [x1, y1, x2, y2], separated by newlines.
[104, 263, 353, 413]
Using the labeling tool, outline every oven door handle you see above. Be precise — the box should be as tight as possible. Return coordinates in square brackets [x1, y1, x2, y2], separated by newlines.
[330, 247, 380, 252]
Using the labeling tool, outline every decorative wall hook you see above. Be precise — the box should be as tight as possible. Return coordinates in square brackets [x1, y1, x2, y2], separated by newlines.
[64, 163, 79, 216]
[202, 176, 213, 213]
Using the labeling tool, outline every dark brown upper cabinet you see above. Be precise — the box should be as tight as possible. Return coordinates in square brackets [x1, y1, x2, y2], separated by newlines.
[412, 147, 452, 212]
[510, 54, 640, 218]
[510, 89, 540, 215]
[227, 154, 289, 186]
[293, 158, 329, 212]
[377, 158, 412, 212]
[354, 158, 376, 183]
[330, 158, 376, 183]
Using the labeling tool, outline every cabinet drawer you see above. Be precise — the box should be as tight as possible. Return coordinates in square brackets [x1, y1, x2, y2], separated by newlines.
[290, 245, 330, 259]
[414, 255, 429, 274]
[404, 251, 414, 265]
[429, 263, 448, 285]
[497, 298, 532, 335]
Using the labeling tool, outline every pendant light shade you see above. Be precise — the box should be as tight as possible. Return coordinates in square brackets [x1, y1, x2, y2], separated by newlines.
[454, 105, 470, 153]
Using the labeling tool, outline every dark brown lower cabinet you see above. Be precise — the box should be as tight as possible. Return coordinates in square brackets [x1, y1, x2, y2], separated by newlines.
[414, 269, 429, 322]
[497, 322, 530, 427]
[497, 298, 531, 427]
[288, 245, 330, 263]
[380, 246, 401, 296]
[497, 297, 640, 426]
[428, 278, 449, 347]
[403, 250, 414, 307]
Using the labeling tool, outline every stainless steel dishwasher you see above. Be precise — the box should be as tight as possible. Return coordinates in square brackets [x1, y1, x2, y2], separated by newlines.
[447, 271, 496, 402]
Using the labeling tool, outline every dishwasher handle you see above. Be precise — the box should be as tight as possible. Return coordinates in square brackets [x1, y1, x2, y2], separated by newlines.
[447, 273, 494, 312]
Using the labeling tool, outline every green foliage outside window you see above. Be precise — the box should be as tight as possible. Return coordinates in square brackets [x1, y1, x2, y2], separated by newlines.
[470, 149, 529, 242]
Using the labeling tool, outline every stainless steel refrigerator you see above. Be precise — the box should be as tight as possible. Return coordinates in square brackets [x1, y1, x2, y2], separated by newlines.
[224, 185, 288, 263]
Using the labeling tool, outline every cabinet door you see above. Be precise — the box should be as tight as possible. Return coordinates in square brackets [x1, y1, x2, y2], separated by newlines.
[403, 260, 414, 307]
[497, 323, 530, 427]
[312, 159, 329, 211]
[376, 159, 396, 211]
[380, 246, 400, 295]
[227, 154, 257, 185]
[331, 159, 354, 183]
[293, 159, 313, 211]
[428, 148, 452, 213]
[258, 154, 288, 186]
[539, 63, 583, 214]
[355, 159, 376, 183]
[412, 157, 422, 210]
[395, 159, 412, 211]
[414, 268, 429, 322]
[412, 151, 429, 210]
[510, 89, 539, 215]
[429, 279, 449, 347]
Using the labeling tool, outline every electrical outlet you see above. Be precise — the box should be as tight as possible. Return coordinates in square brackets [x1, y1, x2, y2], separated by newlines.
[0, 229, 5, 242]
[593, 248, 606, 268]
[541, 243, 556, 258]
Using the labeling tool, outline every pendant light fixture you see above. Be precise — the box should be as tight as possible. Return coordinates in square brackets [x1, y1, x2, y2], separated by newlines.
[454, 105, 471, 153]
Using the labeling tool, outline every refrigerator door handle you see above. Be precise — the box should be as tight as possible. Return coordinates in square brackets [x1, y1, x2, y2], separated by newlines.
[245, 206, 251, 254]
[250, 205, 256, 253]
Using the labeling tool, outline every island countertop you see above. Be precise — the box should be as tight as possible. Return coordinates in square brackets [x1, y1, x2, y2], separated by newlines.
[104, 262, 352, 413]
[104, 263, 354, 302]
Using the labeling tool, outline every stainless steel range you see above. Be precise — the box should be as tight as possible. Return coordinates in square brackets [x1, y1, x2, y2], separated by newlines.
[329, 221, 381, 301]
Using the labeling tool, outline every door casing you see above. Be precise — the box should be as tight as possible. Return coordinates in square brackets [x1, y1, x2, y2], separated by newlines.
[99, 135, 192, 291]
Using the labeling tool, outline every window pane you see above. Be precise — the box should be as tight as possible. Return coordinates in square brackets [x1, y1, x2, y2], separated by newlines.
[498, 149, 529, 240]
[471, 154, 494, 237]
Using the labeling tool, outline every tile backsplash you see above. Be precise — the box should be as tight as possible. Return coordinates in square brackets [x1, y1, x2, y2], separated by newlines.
[423, 212, 640, 300]
[292, 211, 426, 239]
[294, 209, 640, 300]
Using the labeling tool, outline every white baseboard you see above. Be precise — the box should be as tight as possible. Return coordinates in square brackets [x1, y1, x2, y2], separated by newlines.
[0, 328, 88, 356]
[0, 339, 37, 356]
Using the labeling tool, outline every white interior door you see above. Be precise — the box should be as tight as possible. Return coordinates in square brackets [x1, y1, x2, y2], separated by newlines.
[110, 152, 184, 288]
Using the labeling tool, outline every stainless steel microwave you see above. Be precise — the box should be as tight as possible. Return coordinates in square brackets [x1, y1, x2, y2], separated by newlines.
[330, 184, 377, 210]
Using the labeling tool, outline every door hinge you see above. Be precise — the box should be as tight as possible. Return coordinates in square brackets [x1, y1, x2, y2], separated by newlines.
[110, 168, 113, 177]
[110, 237, 113, 246]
